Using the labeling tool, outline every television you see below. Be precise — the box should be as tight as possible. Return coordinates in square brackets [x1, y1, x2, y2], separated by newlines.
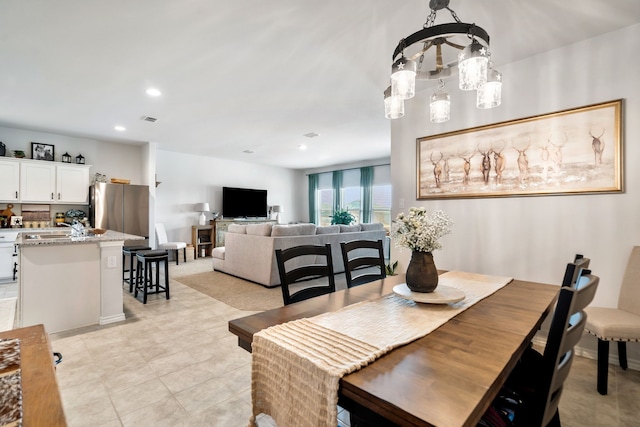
[222, 187, 268, 218]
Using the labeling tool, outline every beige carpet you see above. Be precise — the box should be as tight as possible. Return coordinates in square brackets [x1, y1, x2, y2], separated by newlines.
[174, 271, 348, 311]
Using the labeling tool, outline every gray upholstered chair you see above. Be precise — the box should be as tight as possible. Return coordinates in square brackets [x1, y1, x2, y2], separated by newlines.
[155, 223, 187, 265]
[584, 246, 640, 395]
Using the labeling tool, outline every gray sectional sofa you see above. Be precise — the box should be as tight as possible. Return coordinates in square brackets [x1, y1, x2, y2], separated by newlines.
[212, 222, 387, 287]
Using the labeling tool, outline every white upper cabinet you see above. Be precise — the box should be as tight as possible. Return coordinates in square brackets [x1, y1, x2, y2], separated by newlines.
[0, 159, 20, 202]
[20, 161, 56, 202]
[15, 159, 90, 204]
[56, 165, 90, 203]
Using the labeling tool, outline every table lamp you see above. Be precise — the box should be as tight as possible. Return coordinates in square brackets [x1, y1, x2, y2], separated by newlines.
[272, 205, 282, 223]
[196, 202, 210, 225]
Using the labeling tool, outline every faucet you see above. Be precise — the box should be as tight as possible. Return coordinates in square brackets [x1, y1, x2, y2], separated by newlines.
[60, 220, 86, 237]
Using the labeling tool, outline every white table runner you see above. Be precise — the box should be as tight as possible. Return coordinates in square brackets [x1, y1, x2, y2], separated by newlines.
[249, 271, 512, 427]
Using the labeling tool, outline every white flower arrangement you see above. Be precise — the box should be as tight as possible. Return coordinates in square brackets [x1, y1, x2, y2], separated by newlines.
[390, 207, 453, 253]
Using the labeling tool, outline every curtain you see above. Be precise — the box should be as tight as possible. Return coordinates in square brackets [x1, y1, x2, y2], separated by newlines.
[332, 170, 343, 213]
[360, 166, 373, 223]
[308, 173, 319, 224]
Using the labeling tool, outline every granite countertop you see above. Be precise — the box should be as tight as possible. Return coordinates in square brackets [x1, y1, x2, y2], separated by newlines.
[15, 229, 145, 246]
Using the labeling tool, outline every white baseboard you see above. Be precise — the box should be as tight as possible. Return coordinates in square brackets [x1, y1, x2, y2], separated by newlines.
[531, 336, 640, 372]
[100, 313, 126, 325]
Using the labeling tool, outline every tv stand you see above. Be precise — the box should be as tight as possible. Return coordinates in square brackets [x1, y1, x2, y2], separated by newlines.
[211, 218, 276, 247]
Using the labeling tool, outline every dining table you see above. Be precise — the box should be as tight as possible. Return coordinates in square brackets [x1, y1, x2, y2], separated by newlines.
[228, 273, 559, 427]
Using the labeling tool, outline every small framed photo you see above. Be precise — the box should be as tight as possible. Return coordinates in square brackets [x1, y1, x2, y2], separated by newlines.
[31, 142, 55, 161]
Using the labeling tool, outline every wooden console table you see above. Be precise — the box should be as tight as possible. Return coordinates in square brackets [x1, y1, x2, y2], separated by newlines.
[211, 219, 276, 247]
[0, 324, 66, 426]
[192, 225, 214, 258]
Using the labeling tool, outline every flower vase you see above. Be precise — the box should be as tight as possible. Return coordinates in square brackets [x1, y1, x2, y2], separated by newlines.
[405, 251, 439, 293]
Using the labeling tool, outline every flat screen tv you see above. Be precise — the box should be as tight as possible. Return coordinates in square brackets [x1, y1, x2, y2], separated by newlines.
[222, 187, 268, 218]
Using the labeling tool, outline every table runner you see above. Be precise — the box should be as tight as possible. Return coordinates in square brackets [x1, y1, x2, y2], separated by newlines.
[249, 271, 512, 427]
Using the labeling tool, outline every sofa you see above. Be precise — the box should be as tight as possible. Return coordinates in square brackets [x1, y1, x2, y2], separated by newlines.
[212, 222, 387, 287]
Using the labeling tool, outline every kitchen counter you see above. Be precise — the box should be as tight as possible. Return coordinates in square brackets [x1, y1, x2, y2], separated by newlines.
[16, 229, 145, 333]
[15, 229, 143, 246]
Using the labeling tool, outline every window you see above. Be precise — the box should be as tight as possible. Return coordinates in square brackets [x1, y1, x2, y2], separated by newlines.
[312, 165, 391, 228]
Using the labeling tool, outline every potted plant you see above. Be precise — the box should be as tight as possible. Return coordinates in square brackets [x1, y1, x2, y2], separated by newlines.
[331, 209, 355, 225]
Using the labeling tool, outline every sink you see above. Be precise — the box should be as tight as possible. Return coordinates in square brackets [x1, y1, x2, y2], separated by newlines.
[38, 234, 71, 239]
[22, 232, 71, 240]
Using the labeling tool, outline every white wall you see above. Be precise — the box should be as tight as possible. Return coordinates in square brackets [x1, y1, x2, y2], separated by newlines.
[0, 126, 145, 184]
[155, 150, 304, 244]
[391, 23, 640, 366]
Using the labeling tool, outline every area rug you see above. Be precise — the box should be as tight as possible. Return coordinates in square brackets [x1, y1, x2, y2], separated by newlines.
[174, 271, 348, 311]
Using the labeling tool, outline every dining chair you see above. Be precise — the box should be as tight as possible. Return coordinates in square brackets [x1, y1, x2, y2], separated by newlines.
[481, 269, 599, 427]
[275, 244, 336, 305]
[561, 253, 590, 287]
[584, 245, 640, 395]
[155, 223, 187, 265]
[340, 239, 386, 288]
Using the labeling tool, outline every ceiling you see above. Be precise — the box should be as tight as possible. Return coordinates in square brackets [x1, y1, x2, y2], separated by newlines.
[1, 1, 639, 170]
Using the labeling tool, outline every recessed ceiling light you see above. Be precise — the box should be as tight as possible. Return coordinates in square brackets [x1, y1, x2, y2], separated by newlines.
[114, 125, 126, 131]
[146, 88, 162, 97]
[298, 144, 307, 150]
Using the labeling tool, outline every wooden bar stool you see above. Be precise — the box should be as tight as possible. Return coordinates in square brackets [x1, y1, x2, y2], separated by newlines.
[134, 250, 170, 304]
[122, 245, 152, 292]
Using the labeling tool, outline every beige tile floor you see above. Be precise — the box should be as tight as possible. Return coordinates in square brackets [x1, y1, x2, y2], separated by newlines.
[49, 258, 640, 426]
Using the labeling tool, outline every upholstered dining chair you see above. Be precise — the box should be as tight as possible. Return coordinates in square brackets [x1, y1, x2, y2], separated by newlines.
[275, 244, 336, 305]
[584, 245, 640, 395]
[340, 239, 386, 288]
[155, 223, 187, 265]
[481, 270, 599, 427]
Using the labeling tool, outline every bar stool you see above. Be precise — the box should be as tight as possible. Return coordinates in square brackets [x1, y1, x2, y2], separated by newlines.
[134, 250, 170, 304]
[122, 245, 151, 292]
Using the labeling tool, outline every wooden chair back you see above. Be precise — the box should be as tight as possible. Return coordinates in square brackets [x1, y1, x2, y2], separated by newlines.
[275, 244, 336, 305]
[340, 239, 386, 288]
[561, 253, 590, 287]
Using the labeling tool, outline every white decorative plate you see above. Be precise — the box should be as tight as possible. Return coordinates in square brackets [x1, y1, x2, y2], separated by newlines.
[393, 283, 465, 304]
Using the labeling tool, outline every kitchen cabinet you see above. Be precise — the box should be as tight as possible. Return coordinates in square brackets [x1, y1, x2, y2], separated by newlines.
[56, 165, 90, 203]
[0, 158, 21, 202]
[20, 161, 56, 202]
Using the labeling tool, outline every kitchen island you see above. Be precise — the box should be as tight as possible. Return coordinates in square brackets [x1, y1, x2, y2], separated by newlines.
[15, 229, 145, 333]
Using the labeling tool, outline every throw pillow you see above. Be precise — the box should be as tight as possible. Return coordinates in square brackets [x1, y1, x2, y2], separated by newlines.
[316, 225, 340, 235]
[360, 222, 384, 231]
[271, 224, 317, 236]
[339, 224, 361, 233]
[228, 224, 247, 234]
[246, 223, 273, 236]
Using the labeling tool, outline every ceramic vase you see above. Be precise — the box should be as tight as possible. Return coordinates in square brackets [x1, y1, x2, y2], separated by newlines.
[405, 250, 439, 293]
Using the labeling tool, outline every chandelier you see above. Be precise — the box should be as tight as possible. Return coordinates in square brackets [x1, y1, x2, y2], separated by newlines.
[384, 0, 502, 122]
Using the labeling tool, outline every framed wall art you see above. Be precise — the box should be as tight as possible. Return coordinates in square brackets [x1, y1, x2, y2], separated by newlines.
[31, 142, 55, 161]
[416, 99, 623, 199]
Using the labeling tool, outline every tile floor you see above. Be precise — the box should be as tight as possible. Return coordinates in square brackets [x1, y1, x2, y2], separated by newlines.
[47, 258, 639, 427]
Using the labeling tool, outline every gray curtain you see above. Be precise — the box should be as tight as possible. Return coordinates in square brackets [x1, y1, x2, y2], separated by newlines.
[360, 166, 373, 223]
[308, 173, 319, 224]
[332, 170, 343, 213]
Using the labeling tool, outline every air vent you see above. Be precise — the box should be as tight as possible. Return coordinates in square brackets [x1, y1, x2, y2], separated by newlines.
[303, 132, 319, 138]
[243, 149, 255, 154]
[141, 116, 158, 123]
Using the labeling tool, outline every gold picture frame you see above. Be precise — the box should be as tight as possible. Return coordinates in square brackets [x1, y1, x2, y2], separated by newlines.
[416, 99, 623, 199]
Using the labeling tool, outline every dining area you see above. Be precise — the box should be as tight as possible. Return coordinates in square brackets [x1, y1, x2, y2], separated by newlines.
[229, 270, 568, 426]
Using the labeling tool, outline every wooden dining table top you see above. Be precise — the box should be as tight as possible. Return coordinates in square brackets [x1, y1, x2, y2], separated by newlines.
[0, 324, 67, 426]
[228, 273, 559, 427]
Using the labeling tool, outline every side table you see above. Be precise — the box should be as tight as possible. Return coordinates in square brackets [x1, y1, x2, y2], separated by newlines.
[192, 225, 214, 258]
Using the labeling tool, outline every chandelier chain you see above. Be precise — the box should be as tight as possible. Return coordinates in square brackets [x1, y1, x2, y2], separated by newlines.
[423, 10, 437, 28]
[446, 7, 461, 23]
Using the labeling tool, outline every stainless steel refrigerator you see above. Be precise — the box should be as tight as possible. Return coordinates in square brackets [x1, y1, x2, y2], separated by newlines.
[89, 183, 149, 244]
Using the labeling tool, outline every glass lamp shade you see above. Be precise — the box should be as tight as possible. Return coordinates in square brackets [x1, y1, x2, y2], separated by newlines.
[384, 86, 404, 119]
[476, 68, 502, 109]
[430, 90, 451, 123]
[458, 40, 489, 91]
[391, 57, 417, 100]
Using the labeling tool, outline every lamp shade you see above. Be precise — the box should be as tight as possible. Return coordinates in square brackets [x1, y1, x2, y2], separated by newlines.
[271, 205, 282, 213]
[195, 203, 210, 212]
